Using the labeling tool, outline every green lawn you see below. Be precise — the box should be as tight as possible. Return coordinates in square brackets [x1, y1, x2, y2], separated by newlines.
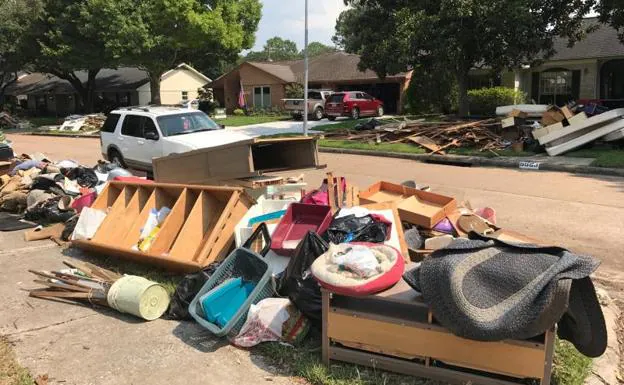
[213, 115, 290, 127]
[320, 139, 427, 155]
[0, 337, 34, 385]
[258, 336, 592, 385]
[27, 116, 63, 127]
[567, 149, 624, 168]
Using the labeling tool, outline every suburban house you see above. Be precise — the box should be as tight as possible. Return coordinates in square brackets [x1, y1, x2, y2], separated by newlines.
[210, 52, 413, 114]
[471, 18, 624, 107]
[5, 63, 210, 115]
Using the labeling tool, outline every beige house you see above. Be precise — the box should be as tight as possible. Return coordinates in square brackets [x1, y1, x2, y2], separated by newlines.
[211, 52, 413, 114]
[470, 18, 624, 108]
[7, 63, 210, 115]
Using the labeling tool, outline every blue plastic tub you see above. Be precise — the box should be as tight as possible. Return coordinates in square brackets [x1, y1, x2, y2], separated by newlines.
[200, 278, 256, 327]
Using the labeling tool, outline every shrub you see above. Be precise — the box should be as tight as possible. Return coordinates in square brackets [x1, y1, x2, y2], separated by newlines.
[468, 87, 526, 116]
[198, 99, 220, 115]
[233, 108, 245, 116]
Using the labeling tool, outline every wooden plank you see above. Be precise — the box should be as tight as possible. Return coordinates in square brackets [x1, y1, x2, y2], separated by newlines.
[329, 347, 526, 385]
[336, 176, 344, 209]
[149, 188, 195, 255]
[92, 186, 140, 243]
[345, 184, 354, 208]
[327, 312, 546, 379]
[541, 328, 555, 385]
[169, 191, 223, 261]
[322, 290, 330, 365]
[326, 172, 336, 212]
[407, 135, 445, 154]
[90, 183, 123, 211]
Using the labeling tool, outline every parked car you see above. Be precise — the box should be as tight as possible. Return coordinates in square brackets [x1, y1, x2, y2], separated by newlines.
[324, 91, 384, 120]
[282, 90, 333, 120]
[100, 106, 249, 173]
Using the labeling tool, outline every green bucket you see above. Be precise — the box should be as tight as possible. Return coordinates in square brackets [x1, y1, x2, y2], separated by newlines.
[107, 276, 170, 321]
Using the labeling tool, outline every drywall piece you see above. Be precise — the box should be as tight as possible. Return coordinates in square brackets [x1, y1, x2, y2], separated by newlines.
[532, 122, 563, 140]
[496, 105, 549, 117]
[546, 118, 624, 156]
[539, 108, 624, 146]
[603, 128, 624, 142]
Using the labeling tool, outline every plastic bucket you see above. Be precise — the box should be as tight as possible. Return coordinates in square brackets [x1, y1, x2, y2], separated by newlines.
[106, 276, 170, 321]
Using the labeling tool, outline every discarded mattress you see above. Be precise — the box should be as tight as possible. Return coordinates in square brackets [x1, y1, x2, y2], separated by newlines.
[546, 117, 624, 156]
[495, 104, 549, 118]
[539, 108, 624, 146]
[602, 127, 624, 142]
[311, 242, 404, 296]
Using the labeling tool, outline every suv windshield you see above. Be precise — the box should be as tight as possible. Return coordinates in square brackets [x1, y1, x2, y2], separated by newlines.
[157, 112, 220, 137]
[327, 93, 345, 103]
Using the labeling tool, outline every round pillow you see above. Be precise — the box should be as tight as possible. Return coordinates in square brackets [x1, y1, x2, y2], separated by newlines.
[310, 242, 404, 296]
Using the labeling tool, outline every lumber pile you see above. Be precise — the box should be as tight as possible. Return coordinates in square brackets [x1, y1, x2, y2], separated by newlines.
[323, 118, 507, 154]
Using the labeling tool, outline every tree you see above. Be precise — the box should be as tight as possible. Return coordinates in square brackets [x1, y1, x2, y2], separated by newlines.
[245, 36, 300, 62]
[598, 1, 624, 42]
[0, 0, 43, 106]
[26, 0, 125, 113]
[334, 0, 596, 116]
[304, 42, 337, 57]
[114, 0, 262, 104]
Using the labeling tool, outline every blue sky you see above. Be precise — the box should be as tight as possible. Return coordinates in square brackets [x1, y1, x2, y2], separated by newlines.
[251, 0, 348, 51]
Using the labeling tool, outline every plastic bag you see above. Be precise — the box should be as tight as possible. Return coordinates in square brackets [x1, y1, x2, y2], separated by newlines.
[323, 214, 390, 244]
[25, 196, 76, 224]
[231, 298, 310, 348]
[71, 207, 107, 241]
[64, 167, 99, 188]
[277, 231, 328, 324]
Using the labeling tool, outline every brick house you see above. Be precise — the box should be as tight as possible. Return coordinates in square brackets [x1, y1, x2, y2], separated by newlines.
[211, 52, 413, 114]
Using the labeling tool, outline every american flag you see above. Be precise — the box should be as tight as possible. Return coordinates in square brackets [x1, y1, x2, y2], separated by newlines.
[238, 80, 246, 108]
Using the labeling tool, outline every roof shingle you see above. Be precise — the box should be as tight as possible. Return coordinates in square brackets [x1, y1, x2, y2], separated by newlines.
[549, 18, 624, 61]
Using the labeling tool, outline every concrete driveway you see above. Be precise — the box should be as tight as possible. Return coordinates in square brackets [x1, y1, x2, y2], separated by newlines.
[227, 118, 339, 137]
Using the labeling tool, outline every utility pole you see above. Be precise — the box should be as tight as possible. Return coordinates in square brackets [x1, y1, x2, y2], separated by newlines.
[303, 0, 309, 136]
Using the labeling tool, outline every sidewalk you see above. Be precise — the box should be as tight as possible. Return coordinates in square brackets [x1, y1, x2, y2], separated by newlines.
[0, 232, 290, 385]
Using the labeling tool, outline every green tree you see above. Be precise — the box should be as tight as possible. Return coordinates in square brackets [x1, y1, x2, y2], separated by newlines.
[598, 1, 624, 42]
[304, 41, 337, 57]
[334, 0, 595, 116]
[26, 0, 126, 112]
[0, 0, 43, 106]
[115, 0, 261, 104]
[245, 36, 300, 61]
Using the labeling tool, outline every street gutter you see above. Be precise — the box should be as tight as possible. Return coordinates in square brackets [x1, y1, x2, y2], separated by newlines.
[320, 147, 624, 178]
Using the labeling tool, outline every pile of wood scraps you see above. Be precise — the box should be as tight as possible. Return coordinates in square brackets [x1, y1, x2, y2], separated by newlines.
[323, 119, 508, 154]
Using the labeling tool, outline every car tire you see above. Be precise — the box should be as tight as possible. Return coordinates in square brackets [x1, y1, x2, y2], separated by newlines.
[328, 116, 336, 121]
[108, 148, 127, 168]
[314, 107, 324, 121]
[293, 114, 302, 121]
[377, 106, 384, 117]
[351, 108, 360, 120]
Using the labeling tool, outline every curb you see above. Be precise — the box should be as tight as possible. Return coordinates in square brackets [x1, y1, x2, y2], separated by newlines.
[21, 132, 99, 139]
[319, 147, 624, 178]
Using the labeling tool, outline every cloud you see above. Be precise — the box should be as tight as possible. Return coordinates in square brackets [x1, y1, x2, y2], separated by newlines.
[252, 0, 348, 50]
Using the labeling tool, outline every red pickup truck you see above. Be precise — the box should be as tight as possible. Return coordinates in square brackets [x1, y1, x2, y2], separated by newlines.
[324, 91, 384, 120]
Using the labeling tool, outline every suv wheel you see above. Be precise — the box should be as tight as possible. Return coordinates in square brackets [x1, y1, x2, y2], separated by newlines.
[314, 107, 324, 121]
[108, 148, 127, 168]
[351, 107, 360, 120]
[377, 106, 384, 117]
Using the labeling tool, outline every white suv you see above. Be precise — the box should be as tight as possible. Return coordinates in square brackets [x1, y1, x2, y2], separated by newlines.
[100, 106, 250, 172]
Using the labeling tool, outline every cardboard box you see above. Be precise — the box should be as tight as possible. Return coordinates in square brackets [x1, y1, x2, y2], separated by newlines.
[567, 111, 588, 125]
[560, 106, 575, 119]
[532, 122, 563, 140]
[509, 109, 529, 119]
[359, 181, 456, 228]
[541, 109, 565, 126]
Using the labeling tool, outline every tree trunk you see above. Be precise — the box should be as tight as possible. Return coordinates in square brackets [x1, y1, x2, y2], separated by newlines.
[55, 69, 100, 113]
[456, 68, 470, 117]
[149, 72, 161, 105]
[84, 70, 98, 113]
[0, 72, 18, 107]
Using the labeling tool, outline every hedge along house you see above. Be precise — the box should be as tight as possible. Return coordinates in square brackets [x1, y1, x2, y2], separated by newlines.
[468, 18, 624, 108]
[210, 52, 413, 114]
[6, 64, 210, 115]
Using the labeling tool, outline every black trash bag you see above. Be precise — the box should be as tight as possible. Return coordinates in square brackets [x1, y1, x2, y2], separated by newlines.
[31, 176, 58, 191]
[61, 215, 79, 241]
[277, 231, 328, 324]
[63, 167, 98, 188]
[166, 262, 221, 320]
[165, 223, 271, 321]
[25, 196, 76, 224]
[323, 214, 389, 244]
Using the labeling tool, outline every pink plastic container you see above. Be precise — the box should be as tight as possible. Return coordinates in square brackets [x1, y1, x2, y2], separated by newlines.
[270, 203, 333, 256]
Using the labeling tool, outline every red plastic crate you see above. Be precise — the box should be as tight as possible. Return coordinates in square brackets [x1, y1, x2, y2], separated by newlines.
[270, 203, 333, 256]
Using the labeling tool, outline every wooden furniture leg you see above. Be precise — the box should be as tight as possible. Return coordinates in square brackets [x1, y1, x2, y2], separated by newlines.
[322, 290, 330, 365]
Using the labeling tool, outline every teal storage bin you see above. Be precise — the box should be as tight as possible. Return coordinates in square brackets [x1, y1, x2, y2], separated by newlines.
[200, 278, 256, 327]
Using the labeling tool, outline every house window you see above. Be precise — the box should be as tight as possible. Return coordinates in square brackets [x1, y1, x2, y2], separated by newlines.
[540, 71, 572, 97]
[253, 86, 271, 108]
[181, 91, 189, 101]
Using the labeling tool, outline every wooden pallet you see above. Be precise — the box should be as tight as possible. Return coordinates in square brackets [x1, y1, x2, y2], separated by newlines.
[322, 280, 555, 385]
